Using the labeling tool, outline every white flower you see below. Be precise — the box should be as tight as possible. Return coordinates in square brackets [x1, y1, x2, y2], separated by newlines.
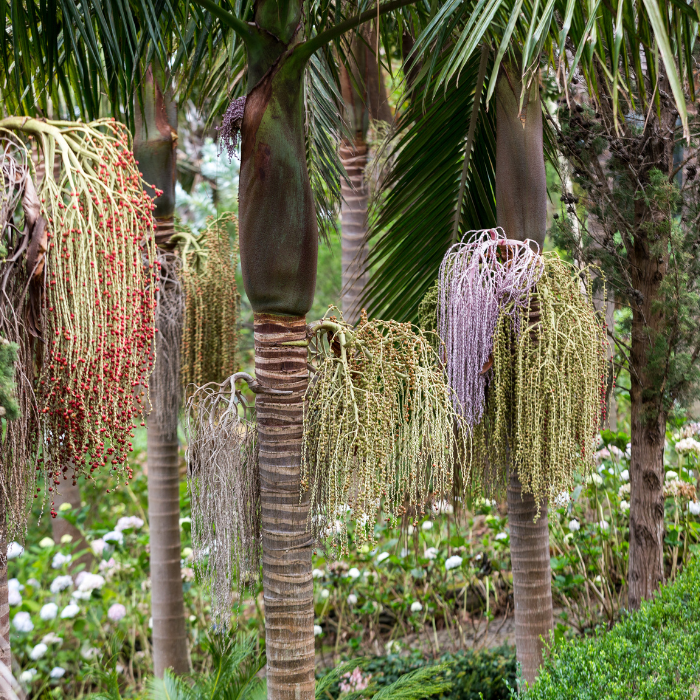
[407, 525, 414, 536]
[90, 539, 106, 556]
[620, 501, 630, 513]
[593, 574, 603, 583]
[424, 547, 438, 560]
[26, 578, 40, 588]
[410, 601, 423, 612]
[7, 542, 24, 559]
[148, 617, 153, 629]
[587, 473, 603, 486]
[376, 552, 390, 563]
[320, 589, 330, 600]
[39, 537, 55, 549]
[312, 569, 325, 579]
[8, 579, 24, 593]
[445, 555, 463, 571]
[620, 469, 629, 482]
[553, 492, 570, 508]
[77, 573, 105, 593]
[115, 516, 144, 532]
[71, 590, 92, 601]
[618, 483, 631, 499]
[665, 470, 679, 482]
[594, 448, 611, 462]
[179, 516, 191, 527]
[431, 500, 454, 515]
[12, 611, 33, 633]
[42, 633, 63, 646]
[40, 603, 58, 621]
[313, 625, 323, 637]
[675, 437, 700, 455]
[30, 643, 48, 660]
[400, 548, 408, 558]
[563, 533, 574, 544]
[60, 535, 73, 544]
[60, 604, 80, 619]
[421, 521, 433, 531]
[8, 589, 22, 606]
[81, 646, 100, 660]
[689, 501, 700, 516]
[568, 519, 581, 532]
[610, 445, 624, 460]
[50, 575, 73, 593]
[625, 443, 631, 457]
[495, 532, 508, 541]
[19, 669, 37, 683]
[51, 552, 71, 569]
[347, 594, 358, 606]
[103, 531, 124, 545]
[50, 667, 66, 679]
[599, 520, 609, 530]
[348, 567, 361, 580]
[107, 604, 127, 622]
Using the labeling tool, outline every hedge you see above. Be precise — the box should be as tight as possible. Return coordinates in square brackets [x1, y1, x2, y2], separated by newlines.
[527, 556, 700, 699]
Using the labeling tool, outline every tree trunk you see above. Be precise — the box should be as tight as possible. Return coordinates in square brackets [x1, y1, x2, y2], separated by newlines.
[254, 314, 313, 700]
[496, 66, 553, 685]
[147, 422, 189, 676]
[339, 30, 391, 323]
[340, 138, 369, 323]
[507, 472, 553, 685]
[627, 217, 669, 609]
[134, 66, 189, 676]
[51, 476, 93, 570]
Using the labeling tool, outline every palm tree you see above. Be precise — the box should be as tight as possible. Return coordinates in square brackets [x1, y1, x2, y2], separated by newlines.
[364, 0, 699, 682]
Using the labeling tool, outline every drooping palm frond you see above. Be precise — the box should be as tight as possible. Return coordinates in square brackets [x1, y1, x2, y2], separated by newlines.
[362, 51, 496, 323]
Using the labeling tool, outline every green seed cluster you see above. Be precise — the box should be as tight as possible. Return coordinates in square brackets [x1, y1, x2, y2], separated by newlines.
[471, 254, 608, 512]
[302, 308, 467, 553]
[180, 213, 240, 397]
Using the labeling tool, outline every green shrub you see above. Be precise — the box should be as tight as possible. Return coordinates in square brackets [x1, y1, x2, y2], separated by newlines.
[527, 556, 700, 699]
[319, 646, 516, 700]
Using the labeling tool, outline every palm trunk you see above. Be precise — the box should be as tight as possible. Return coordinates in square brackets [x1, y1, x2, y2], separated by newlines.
[134, 67, 189, 676]
[496, 66, 553, 686]
[340, 138, 369, 323]
[254, 314, 313, 699]
[339, 31, 391, 323]
[147, 421, 189, 675]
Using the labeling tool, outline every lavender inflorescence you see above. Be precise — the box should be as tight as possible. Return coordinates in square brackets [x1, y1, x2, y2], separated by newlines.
[217, 96, 246, 161]
[437, 228, 543, 427]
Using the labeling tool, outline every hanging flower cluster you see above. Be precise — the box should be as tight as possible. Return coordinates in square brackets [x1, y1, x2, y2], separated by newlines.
[301, 309, 467, 553]
[186, 376, 259, 627]
[437, 228, 543, 427]
[0, 117, 158, 510]
[177, 213, 240, 400]
[436, 233, 608, 510]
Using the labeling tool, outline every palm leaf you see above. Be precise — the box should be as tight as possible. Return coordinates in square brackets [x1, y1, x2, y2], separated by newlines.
[362, 50, 496, 323]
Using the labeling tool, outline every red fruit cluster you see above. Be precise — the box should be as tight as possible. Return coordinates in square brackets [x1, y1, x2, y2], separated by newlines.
[36, 120, 158, 512]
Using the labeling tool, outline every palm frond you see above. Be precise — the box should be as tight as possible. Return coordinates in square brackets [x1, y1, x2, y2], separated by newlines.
[372, 664, 452, 700]
[362, 51, 496, 323]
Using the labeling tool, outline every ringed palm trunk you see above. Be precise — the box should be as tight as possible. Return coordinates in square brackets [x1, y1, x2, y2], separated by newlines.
[134, 68, 189, 677]
[237, 6, 317, 698]
[339, 31, 392, 323]
[496, 66, 553, 686]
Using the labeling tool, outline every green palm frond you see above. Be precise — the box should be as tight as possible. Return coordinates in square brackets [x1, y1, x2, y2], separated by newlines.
[409, 0, 697, 140]
[362, 51, 496, 323]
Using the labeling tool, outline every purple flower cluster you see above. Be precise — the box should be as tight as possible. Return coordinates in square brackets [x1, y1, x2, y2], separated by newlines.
[217, 96, 247, 161]
[437, 228, 543, 426]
